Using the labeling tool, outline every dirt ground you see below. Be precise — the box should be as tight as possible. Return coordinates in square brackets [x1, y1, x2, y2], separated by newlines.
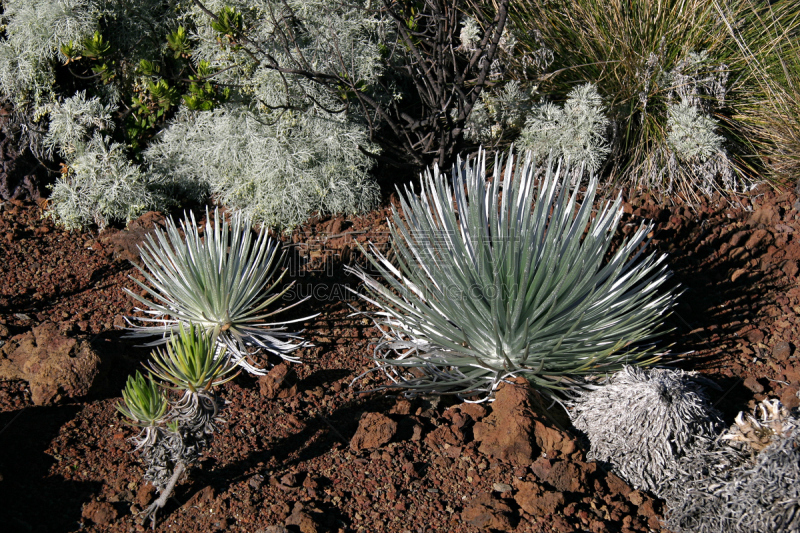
[1, 178, 799, 533]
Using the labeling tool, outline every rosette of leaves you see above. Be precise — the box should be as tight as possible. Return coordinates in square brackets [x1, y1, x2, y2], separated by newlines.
[347, 149, 678, 399]
[125, 208, 314, 374]
[148, 323, 238, 430]
[117, 370, 169, 450]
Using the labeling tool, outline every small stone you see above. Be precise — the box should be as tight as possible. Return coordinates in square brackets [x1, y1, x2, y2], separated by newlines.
[181, 485, 215, 510]
[0, 322, 104, 405]
[461, 492, 515, 530]
[743, 376, 764, 394]
[492, 482, 513, 493]
[82, 501, 118, 526]
[628, 490, 645, 507]
[458, 402, 487, 421]
[258, 363, 298, 399]
[285, 502, 321, 533]
[604, 472, 632, 498]
[745, 228, 771, 250]
[745, 328, 764, 344]
[513, 481, 564, 515]
[424, 424, 463, 450]
[780, 386, 800, 409]
[390, 398, 412, 415]
[731, 268, 748, 282]
[135, 483, 155, 507]
[350, 412, 397, 452]
[773, 341, 793, 361]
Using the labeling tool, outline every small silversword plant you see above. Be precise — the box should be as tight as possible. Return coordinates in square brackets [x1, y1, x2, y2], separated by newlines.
[125, 207, 315, 374]
[347, 149, 679, 400]
[116, 371, 169, 450]
[118, 326, 235, 527]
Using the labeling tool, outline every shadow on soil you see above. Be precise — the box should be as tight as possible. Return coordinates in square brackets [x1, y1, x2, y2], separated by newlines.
[0, 404, 99, 532]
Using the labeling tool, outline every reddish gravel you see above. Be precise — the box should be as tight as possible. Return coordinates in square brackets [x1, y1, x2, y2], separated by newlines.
[1, 179, 800, 533]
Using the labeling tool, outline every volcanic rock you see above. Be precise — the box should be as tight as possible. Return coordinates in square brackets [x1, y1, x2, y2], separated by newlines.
[258, 362, 299, 399]
[461, 492, 515, 530]
[473, 378, 580, 465]
[350, 411, 397, 452]
[0, 322, 104, 405]
[82, 501, 118, 526]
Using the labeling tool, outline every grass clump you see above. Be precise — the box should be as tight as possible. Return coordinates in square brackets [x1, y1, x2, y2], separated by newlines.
[499, 0, 800, 199]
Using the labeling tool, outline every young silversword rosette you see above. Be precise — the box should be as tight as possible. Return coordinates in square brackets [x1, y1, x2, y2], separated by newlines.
[125, 207, 315, 374]
[347, 148, 679, 400]
[117, 370, 169, 450]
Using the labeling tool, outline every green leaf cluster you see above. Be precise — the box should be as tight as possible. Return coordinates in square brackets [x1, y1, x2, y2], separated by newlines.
[166, 26, 191, 59]
[211, 6, 244, 47]
[149, 324, 239, 393]
[184, 61, 231, 111]
[117, 325, 237, 428]
[117, 371, 168, 428]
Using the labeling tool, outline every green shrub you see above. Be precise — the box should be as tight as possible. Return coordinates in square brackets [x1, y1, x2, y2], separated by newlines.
[348, 149, 679, 400]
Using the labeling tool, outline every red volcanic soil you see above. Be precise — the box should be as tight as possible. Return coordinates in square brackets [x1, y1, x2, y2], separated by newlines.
[1, 180, 799, 533]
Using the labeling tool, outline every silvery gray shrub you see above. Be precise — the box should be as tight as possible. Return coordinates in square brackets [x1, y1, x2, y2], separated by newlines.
[45, 133, 169, 231]
[143, 105, 379, 230]
[519, 83, 611, 174]
[0, 0, 97, 108]
[0, 0, 384, 230]
[463, 80, 537, 146]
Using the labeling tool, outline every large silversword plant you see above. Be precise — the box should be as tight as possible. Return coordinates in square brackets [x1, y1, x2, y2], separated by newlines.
[348, 149, 679, 399]
[125, 208, 314, 374]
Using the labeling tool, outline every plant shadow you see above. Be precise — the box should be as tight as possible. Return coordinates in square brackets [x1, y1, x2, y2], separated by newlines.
[0, 403, 101, 531]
